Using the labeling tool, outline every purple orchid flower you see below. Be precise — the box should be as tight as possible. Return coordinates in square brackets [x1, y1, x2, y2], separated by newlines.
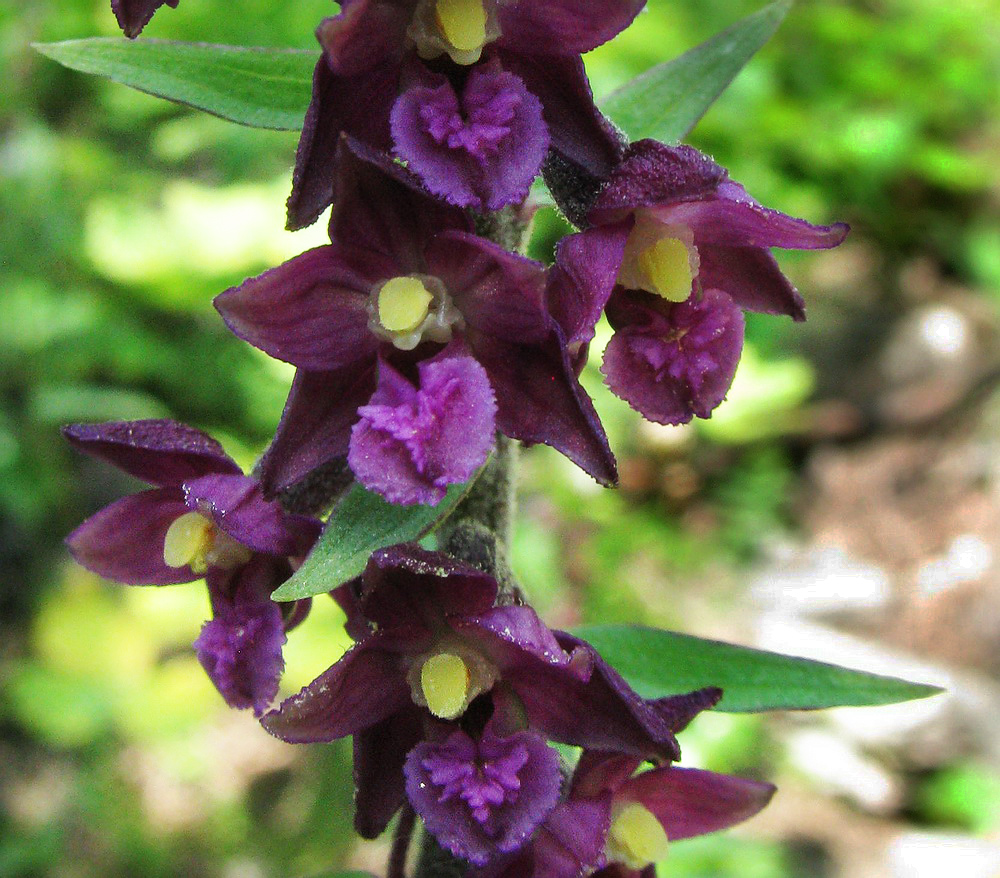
[286, 0, 639, 227]
[261, 544, 685, 840]
[63, 419, 320, 715]
[111, 0, 178, 37]
[216, 139, 614, 504]
[551, 139, 849, 426]
[472, 691, 775, 878]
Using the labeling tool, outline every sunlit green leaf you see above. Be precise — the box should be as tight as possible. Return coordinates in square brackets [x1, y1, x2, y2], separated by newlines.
[601, 0, 792, 143]
[574, 624, 942, 712]
[33, 38, 314, 130]
[272, 478, 478, 602]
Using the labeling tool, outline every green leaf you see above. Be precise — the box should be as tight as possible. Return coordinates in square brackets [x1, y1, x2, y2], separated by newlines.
[601, 0, 792, 143]
[32, 38, 314, 130]
[271, 479, 477, 602]
[574, 624, 943, 712]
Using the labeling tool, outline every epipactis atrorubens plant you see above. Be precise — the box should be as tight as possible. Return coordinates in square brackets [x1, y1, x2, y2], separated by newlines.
[57, 2, 934, 878]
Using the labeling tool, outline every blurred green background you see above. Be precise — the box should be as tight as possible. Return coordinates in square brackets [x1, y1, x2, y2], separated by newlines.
[3, 1, 1000, 876]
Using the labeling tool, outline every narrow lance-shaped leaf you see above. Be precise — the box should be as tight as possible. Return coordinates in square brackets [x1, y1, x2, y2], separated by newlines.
[32, 38, 314, 130]
[574, 624, 943, 712]
[600, 0, 792, 144]
[271, 477, 479, 602]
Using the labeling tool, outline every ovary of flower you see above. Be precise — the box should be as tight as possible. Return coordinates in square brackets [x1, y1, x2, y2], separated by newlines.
[606, 801, 670, 870]
[619, 216, 700, 303]
[420, 652, 472, 719]
[435, 0, 488, 57]
[378, 276, 434, 334]
[162, 511, 252, 574]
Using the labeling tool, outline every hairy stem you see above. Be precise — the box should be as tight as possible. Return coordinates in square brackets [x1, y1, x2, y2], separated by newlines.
[436, 435, 519, 596]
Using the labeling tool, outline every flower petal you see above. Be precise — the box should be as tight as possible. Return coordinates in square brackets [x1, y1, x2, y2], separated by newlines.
[652, 194, 850, 251]
[391, 61, 548, 210]
[589, 141, 727, 224]
[354, 705, 426, 838]
[623, 766, 775, 840]
[257, 364, 377, 496]
[547, 223, 630, 348]
[405, 723, 562, 865]
[497, 0, 646, 55]
[286, 53, 399, 230]
[66, 488, 196, 585]
[504, 51, 625, 184]
[602, 288, 745, 425]
[215, 245, 382, 372]
[196, 560, 288, 715]
[427, 231, 548, 343]
[348, 352, 497, 506]
[470, 331, 617, 486]
[698, 245, 807, 320]
[359, 543, 497, 633]
[62, 420, 239, 487]
[261, 637, 411, 743]
[330, 134, 474, 267]
[362, 544, 499, 631]
[184, 473, 320, 557]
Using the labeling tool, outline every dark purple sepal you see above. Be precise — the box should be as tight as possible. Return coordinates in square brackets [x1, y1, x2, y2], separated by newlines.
[330, 134, 473, 266]
[497, 0, 646, 55]
[602, 289, 745, 425]
[405, 722, 562, 866]
[391, 60, 548, 210]
[650, 687, 723, 735]
[624, 765, 776, 841]
[261, 636, 412, 743]
[65, 487, 196, 585]
[318, 0, 411, 77]
[257, 364, 377, 496]
[62, 419, 239, 488]
[698, 245, 807, 321]
[354, 705, 426, 838]
[195, 558, 288, 716]
[470, 330, 617, 486]
[361, 544, 499, 634]
[589, 142, 728, 224]
[110, 0, 178, 38]
[503, 52, 626, 182]
[214, 245, 382, 372]
[514, 632, 681, 761]
[348, 350, 497, 506]
[286, 55, 399, 230]
[184, 473, 320, 557]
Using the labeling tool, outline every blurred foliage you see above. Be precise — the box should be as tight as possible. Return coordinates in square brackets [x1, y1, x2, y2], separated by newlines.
[2, 0, 999, 875]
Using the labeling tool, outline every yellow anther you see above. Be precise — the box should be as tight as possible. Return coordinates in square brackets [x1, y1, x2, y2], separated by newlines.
[606, 802, 670, 870]
[638, 237, 696, 302]
[163, 511, 215, 574]
[378, 276, 434, 334]
[435, 0, 487, 54]
[420, 652, 471, 720]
